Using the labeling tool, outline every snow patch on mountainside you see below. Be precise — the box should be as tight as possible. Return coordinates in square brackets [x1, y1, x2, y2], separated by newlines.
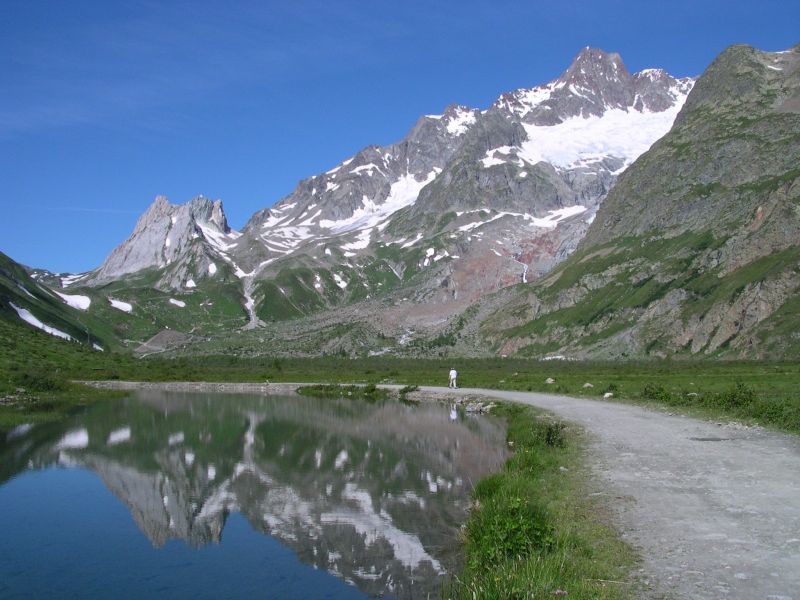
[516, 89, 690, 170]
[259, 225, 315, 255]
[481, 146, 522, 168]
[319, 169, 440, 234]
[350, 163, 383, 176]
[55, 291, 91, 310]
[458, 206, 587, 232]
[16, 283, 37, 299]
[61, 273, 88, 287]
[400, 233, 424, 248]
[10, 302, 75, 341]
[497, 81, 563, 117]
[341, 229, 372, 251]
[109, 298, 133, 313]
[333, 273, 348, 289]
[445, 108, 477, 136]
[325, 157, 354, 176]
[199, 224, 240, 253]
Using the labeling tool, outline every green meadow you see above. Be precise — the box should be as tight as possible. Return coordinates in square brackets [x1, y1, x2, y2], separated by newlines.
[2, 312, 799, 434]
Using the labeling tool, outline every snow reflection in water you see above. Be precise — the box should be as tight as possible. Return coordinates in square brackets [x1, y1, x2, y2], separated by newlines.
[0, 390, 507, 599]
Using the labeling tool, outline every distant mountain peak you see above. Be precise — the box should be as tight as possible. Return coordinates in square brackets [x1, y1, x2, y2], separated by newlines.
[560, 47, 629, 87]
[491, 48, 691, 126]
[85, 194, 238, 288]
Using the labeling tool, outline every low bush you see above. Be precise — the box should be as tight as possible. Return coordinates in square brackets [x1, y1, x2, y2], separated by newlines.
[544, 421, 567, 448]
[466, 496, 554, 569]
[12, 370, 67, 392]
[713, 381, 756, 410]
[641, 382, 672, 402]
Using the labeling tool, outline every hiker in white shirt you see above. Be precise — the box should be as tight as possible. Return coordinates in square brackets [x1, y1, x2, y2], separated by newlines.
[448, 368, 458, 388]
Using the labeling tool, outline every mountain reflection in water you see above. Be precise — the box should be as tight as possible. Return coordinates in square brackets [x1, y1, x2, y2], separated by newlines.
[0, 391, 507, 598]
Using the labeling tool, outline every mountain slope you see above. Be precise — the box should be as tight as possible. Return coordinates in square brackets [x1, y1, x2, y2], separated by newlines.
[232, 47, 692, 326]
[481, 44, 800, 359]
[0, 250, 109, 348]
[75, 47, 692, 347]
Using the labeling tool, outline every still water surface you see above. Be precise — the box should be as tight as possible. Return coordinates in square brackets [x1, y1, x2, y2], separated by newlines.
[0, 391, 507, 598]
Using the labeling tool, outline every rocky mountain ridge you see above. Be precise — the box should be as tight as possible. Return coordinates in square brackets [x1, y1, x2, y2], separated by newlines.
[23, 47, 694, 354]
[4, 43, 798, 359]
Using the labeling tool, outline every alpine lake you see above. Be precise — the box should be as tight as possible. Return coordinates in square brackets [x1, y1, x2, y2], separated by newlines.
[0, 390, 507, 599]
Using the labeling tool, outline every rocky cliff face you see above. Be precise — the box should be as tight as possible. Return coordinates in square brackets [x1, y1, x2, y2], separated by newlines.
[87, 195, 238, 290]
[482, 44, 800, 359]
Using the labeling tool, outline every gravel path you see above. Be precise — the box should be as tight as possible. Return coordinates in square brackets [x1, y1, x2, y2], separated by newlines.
[414, 386, 800, 600]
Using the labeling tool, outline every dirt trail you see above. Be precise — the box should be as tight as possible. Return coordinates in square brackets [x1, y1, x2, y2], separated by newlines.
[416, 386, 800, 600]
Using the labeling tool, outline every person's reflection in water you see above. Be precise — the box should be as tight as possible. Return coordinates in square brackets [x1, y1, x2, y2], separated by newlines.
[449, 404, 458, 421]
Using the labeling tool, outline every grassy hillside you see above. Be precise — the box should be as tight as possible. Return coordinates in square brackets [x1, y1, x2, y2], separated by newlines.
[0, 251, 111, 348]
[0, 317, 126, 432]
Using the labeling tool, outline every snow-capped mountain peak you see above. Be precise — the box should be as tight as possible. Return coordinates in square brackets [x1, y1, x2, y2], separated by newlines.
[491, 47, 692, 126]
[81, 47, 697, 335]
[481, 48, 694, 173]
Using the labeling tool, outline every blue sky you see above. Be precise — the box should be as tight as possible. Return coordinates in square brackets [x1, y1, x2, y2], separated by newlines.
[2, 0, 798, 273]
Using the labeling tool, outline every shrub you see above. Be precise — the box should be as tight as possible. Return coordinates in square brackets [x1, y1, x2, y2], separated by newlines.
[641, 382, 672, 402]
[750, 398, 800, 431]
[13, 371, 67, 392]
[544, 421, 567, 448]
[466, 496, 554, 569]
[398, 385, 420, 403]
[714, 381, 756, 410]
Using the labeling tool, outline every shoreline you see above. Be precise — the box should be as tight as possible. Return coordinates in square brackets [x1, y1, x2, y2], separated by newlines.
[76, 380, 494, 408]
[77, 380, 303, 395]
